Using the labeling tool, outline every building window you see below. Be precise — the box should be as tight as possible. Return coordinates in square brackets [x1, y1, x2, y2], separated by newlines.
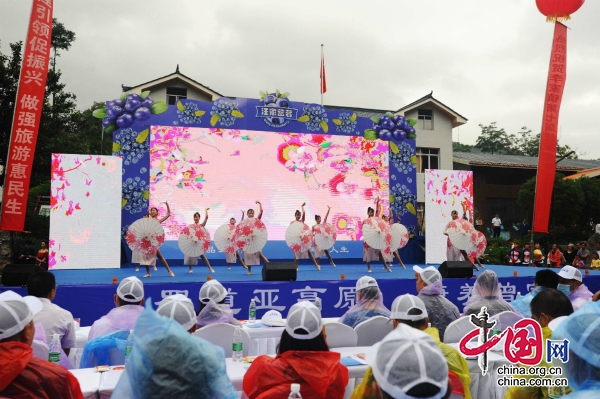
[417, 109, 433, 130]
[416, 148, 439, 173]
[166, 87, 187, 105]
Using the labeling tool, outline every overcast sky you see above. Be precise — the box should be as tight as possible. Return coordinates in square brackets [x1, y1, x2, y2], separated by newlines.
[2, 0, 599, 158]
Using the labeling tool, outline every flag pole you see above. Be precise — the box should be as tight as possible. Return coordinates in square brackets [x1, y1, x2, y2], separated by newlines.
[321, 44, 324, 106]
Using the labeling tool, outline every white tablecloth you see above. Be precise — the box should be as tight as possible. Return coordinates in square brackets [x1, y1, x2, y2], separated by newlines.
[68, 326, 91, 369]
[69, 368, 102, 399]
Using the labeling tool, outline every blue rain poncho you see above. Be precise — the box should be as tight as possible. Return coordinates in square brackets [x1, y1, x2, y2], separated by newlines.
[510, 286, 545, 318]
[80, 329, 128, 368]
[111, 300, 238, 399]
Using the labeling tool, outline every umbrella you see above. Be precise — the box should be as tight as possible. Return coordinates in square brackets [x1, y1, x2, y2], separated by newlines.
[126, 218, 165, 256]
[286, 221, 313, 253]
[467, 231, 487, 259]
[234, 218, 268, 254]
[390, 223, 409, 252]
[361, 217, 392, 250]
[214, 224, 237, 254]
[178, 224, 211, 257]
[446, 218, 478, 251]
[313, 222, 337, 250]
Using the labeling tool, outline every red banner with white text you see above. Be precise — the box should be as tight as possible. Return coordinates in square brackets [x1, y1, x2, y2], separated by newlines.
[0, 0, 53, 231]
[532, 22, 567, 233]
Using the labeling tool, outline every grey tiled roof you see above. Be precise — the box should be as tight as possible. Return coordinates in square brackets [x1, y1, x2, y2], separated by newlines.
[324, 105, 391, 119]
[453, 152, 600, 171]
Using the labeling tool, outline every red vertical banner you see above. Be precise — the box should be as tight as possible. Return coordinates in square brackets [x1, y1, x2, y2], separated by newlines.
[0, 0, 53, 231]
[532, 22, 567, 233]
[320, 53, 327, 94]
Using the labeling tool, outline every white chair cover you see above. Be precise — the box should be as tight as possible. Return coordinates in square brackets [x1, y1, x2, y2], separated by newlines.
[324, 322, 358, 348]
[443, 315, 477, 344]
[193, 323, 251, 357]
[31, 339, 49, 361]
[354, 316, 393, 346]
[490, 311, 523, 331]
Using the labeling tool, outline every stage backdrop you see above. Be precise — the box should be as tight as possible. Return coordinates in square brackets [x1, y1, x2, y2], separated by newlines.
[49, 154, 122, 269]
[425, 170, 474, 264]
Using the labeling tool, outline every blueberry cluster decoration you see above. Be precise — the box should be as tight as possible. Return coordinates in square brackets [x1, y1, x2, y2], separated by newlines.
[113, 128, 149, 166]
[210, 98, 244, 127]
[389, 142, 416, 174]
[332, 112, 358, 133]
[364, 112, 417, 141]
[390, 183, 417, 216]
[298, 104, 329, 132]
[122, 176, 149, 214]
[177, 101, 205, 125]
[93, 91, 168, 133]
[259, 90, 291, 126]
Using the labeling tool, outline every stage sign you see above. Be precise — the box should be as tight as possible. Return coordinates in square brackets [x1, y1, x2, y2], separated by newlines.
[49, 154, 122, 269]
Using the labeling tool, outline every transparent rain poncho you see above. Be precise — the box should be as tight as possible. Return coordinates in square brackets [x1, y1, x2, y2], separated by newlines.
[80, 329, 129, 368]
[463, 270, 519, 317]
[88, 305, 144, 341]
[111, 300, 238, 399]
[196, 300, 240, 328]
[338, 286, 390, 328]
[510, 286, 545, 318]
[418, 280, 461, 342]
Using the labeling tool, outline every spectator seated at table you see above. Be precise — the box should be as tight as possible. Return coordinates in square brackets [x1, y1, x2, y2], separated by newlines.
[197, 280, 241, 328]
[0, 291, 83, 399]
[88, 276, 145, 340]
[463, 270, 519, 317]
[243, 301, 348, 399]
[352, 323, 451, 399]
[506, 288, 574, 399]
[157, 294, 197, 333]
[338, 276, 390, 328]
[552, 302, 600, 399]
[111, 300, 238, 399]
[414, 266, 460, 342]
[557, 266, 593, 312]
[511, 269, 558, 318]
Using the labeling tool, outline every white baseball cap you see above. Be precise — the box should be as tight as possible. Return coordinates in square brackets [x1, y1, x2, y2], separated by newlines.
[391, 294, 428, 321]
[0, 291, 43, 340]
[557, 266, 583, 282]
[285, 301, 322, 340]
[413, 266, 442, 286]
[356, 276, 378, 291]
[368, 323, 448, 399]
[117, 276, 145, 303]
[156, 294, 196, 331]
[199, 280, 227, 303]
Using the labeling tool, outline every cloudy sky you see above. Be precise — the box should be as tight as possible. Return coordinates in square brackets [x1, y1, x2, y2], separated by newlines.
[2, 0, 599, 158]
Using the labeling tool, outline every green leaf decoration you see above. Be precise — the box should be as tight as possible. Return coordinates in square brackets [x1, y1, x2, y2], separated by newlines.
[281, 92, 290, 98]
[210, 114, 221, 126]
[350, 113, 357, 122]
[276, 89, 281, 97]
[385, 112, 395, 118]
[121, 198, 127, 208]
[390, 142, 399, 154]
[104, 123, 117, 134]
[407, 118, 417, 127]
[406, 203, 416, 215]
[112, 142, 121, 152]
[333, 119, 342, 126]
[407, 132, 417, 140]
[320, 142, 332, 148]
[92, 108, 107, 119]
[259, 91, 267, 98]
[410, 155, 417, 164]
[389, 194, 395, 203]
[120, 93, 128, 100]
[176, 101, 186, 112]
[364, 129, 378, 141]
[136, 129, 149, 144]
[140, 91, 151, 100]
[142, 190, 149, 200]
[370, 117, 381, 124]
[150, 100, 168, 114]
[231, 110, 244, 118]
[298, 115, 310, 123]
[320, 120, 329, 133]
[195, 110, 206, 117]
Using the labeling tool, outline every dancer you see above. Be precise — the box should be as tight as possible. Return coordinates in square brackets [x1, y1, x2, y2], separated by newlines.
[243, 201, 269, 276]
[312, 206, 336, 268]
[290, 203, 320, 271]
[389, 209, 407, 269]
[185, 208, 215, 274]
[142, 202, 175, 277]
[380, 214, 394, 271]
[226, 211, 247, 270]
[443, 209, 479, 271]
[363, 198, 390, 273]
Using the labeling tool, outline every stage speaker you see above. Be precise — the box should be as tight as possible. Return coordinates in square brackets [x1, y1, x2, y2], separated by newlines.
[1, 264, 46, 286]
[438, 261, 473, 278]
[262, 262, 297, 281]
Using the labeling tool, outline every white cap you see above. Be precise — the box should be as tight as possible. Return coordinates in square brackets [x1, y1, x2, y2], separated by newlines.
[291, 384, 300, 393]
[199, 280, 227, 303]
[369, 324, 448, 399]
[156, 294, 196, 331]
[390, 294, 428, 321]
[285, 301, 322, 340]
[117, 277, 145, 303]
[0, 291, 43, 340]
[356, 276, 378, 291]
[413, 266, 442, 286]
[548, 316, 569, 332]
[557, 266, 583, 282]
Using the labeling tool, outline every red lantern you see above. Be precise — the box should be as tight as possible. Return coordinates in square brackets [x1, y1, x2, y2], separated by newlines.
[536, 0, 585, 22]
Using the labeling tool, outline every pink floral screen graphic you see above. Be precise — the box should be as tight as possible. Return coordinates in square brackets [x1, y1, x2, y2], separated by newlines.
[149, 126, 390, 240]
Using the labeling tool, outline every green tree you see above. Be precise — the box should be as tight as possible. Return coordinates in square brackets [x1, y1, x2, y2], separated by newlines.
[452, 141, 473, 153]
[474, 122, 512, 154]
[51, 18, 76, 73]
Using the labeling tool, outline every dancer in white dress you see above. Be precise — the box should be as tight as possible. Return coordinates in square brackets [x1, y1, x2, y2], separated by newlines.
[184, 208, 215, 274]
[243, 201, 269, 276]
[226, 211, 247, 270]
[443, 210, 464, 262]
[142, 202, 175, 277]
[312, 205, 336, 268]
[290, 203, 319, 271]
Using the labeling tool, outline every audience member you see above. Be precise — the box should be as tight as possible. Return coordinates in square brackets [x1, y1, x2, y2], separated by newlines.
[339, 276, 390, 328]
[17, 242, 36, 264]
[492, 214, 502, 238]
[508, 243, 521, 265]
[590, 252, 600, 270]
[595, 242, 600, 259]
[243, 301, 348, 399]
[0, 291, 83, 399]
[573, 255, 585, 269]
[522, 243, 532, 266]
[532, 243, 545, 267]
[548, 243, 565, 268]
[577, 242, 590, 268]
[557, 266, 593, 311]
[511, 269, 559, 318]
[519, 219, 529, 238]
[156, 294, 197, 333]
[464, 270, 519, 316]
[197, 280, 240, 328]
[564, 243, 577, 267]
[88, 276, 145, 340]
[414, 266, 460, 342]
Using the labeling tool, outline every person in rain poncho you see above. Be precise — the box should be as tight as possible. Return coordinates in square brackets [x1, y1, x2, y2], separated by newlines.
[511, 269, 558, 318]
[414, 265, 460, 342]
[157, 294, 197, 333]
[338, 276, 391, 328]
[196, 279, 241, 328]
[463, 270, 519, 317]
[111, 300, 238, 399]
[556, 266, 594, 311]
[243, 301, 348, 399]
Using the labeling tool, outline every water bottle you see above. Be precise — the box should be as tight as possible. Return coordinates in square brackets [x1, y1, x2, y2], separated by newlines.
[48, 333, 61, 363]
[125, 329, 134, 358]
[314, 297, 322, 312]
[232, 326, 243, 362]
[516, 292, 521, 299]
[548, 378, 566, 398]
[288, 383, 302, 399]
[248, 299, 256, 324]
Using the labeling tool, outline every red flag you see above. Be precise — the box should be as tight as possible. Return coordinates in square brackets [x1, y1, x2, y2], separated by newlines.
[320, 52, 327, 94]
[1, 0, 53, 231]
[532, 22, 567, 233]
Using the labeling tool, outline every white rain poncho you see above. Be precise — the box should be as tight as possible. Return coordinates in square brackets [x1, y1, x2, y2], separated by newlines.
[463, 270, 519, 317]
[111, 300, 238, 399]
[197, 300, 241, 328]
[418, 281, 460, 342]
[338, 285, 390, 328]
